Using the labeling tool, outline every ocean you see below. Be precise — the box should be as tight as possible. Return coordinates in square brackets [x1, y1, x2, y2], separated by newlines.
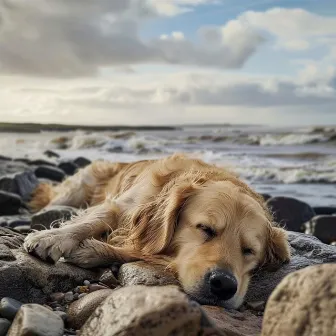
[1, 124, 335, 207]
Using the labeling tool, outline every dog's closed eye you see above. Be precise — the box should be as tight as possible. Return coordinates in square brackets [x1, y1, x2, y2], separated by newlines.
[196, 224, 216, 241]
[242, 247, 255, 256]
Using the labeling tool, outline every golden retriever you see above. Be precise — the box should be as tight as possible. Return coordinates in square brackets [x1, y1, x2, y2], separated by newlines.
[23, 154, 290, 309]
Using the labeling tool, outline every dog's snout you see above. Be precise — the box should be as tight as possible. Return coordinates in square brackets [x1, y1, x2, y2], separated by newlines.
[208, 269, 237, 301]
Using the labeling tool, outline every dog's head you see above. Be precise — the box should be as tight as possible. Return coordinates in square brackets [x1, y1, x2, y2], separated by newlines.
[130, 174, 290, 309]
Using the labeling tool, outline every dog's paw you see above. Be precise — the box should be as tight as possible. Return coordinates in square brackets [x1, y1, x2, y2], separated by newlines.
[23, 229, 80, 263]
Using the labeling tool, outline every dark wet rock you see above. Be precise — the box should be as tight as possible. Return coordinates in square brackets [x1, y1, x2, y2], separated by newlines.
[0, 191, 23, 215]
[118, 261, 179, 287]
[35, 166, 65, 182]
[0, 215, 31, 228]
[13, 158, 30, 165]
[0, 155, 11, 161]
[7, 304, 64, 336]
[246, 231, 336, 303]
[266, 196, 315, 232]
[58, 161, 78, 176]
[0, 171, 39, 201]
[67, 289, 114, 330]
[29, 159, 56, 167]
[73, 157, 91, 168]
[31, 205, 77, 230]
[308, 215, 336, 244]
[0, 297, 23, 320]
[99, 270, 119, 288]
[78, 286, 222, 336]
[0, 318, 11, 336]
[313, 206, 336, 216]
[44, 150, 60, 159]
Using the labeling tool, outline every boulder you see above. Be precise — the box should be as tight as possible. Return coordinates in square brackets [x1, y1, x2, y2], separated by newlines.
[307, 215, 336, 244]
[35, 166, 65, 182]
[246, 231, 336, 303]
[78, 285, 223, 336]
[58, 161, 79, 176]
[261, 264, 336, 336]
[0, 191, 23, 215]
[31, 205, 78, 230]
[0, 228, 99, 304]
[118, 261, 179, 287]
[266, 196, 315, 232]
[74, 157, 91, 168]
[7, 304, 64, 336]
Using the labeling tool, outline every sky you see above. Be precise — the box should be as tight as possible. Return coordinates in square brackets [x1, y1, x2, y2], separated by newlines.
[0, 0, 335, 126]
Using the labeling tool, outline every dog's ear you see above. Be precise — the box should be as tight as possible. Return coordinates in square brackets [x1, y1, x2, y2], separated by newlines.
[262, 226, 291, 270]
[129, 182, 197, 255]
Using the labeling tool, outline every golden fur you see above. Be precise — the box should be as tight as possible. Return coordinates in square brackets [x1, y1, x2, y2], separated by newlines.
[24, 153, 290, 308]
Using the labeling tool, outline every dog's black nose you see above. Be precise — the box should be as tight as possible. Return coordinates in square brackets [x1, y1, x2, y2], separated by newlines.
[208, 269, 238, 301]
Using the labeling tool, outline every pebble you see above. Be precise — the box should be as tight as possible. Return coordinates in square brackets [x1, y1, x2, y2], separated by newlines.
[50, 292, 65, 303]
[55, 306, 65, 312]
[73, 293, 79, 300]
[54, 311, 68, 322]
[99, 270, 119, 288]
[83, 280, 90, 286]
[78, 293, 87, 299]
[0, 297, 23, 320]
[64, 292, 74, 303]
[0, 318, 11, 336]
[88, 284, 109, 292]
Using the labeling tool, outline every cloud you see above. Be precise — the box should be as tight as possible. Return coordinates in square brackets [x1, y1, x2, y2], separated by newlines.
[0, 0, 263, 77]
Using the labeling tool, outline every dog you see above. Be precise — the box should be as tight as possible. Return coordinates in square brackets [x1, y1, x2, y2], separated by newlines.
[23, 153, 290, 309]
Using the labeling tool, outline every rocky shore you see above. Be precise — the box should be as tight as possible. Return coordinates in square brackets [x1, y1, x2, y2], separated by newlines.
[0, 154, 335, 336]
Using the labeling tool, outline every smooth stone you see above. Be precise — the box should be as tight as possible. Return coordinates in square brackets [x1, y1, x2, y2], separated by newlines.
[99, 270, 119, 288]
[67, 289, 114, 330]
[83, 280, 90, 286]
[54, 311, 67, 322]
[78, 293, 87, 299]
[50, 293, 65, 303]
[13, 225, 31, 234]
[0, 318, 11, 336]
[73, 157, 91, 168]
[309, 215, 336, 244]
[44, 150, 60, 159]
[266, 196, 315, 232]
[88, 284, 108, 292]
[29, 159, 56, 167]
[35, 166, 65, 182]
[64, 292, 74, 303]
[58, 162, 79, 176]
[0, 191, 22, 216]
[0, 297, 23, 320]
[31, 205, 77, 230]
[313, 206, 336, 215]
[262, 264, 336, 336]
[7, 304, 64, 336]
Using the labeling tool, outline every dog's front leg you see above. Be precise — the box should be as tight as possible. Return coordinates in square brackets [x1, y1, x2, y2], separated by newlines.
[23, 198, 120, 263]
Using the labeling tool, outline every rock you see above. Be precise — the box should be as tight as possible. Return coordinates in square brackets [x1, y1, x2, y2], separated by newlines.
[266, 196, 315, 232]
[0, 155, 11, 161]
[262, 264, 336, 336]
[246, 231, 336, 303]
[88, 284, 108, 292]
[64, 292, 74, 303]
[203, 306, 262, 336]
[31, 205, 77, 230]
[307, 215, 336, 244]
[0, 228, 99, 304]
[260, 194, 271, 202]
[0, 297, 23, 320]
[29, 159, 56, 167]
[0, 161, 29, 176]
[54, 311, 67, 322]
[44, 150, 60, 159]
[67, 289, 114, 330]
[0, 318, 11, 336]
[313, 206, 336, 215]
[99, 269, 119, 288]
[7, 304, 64, 336]
[13, 225, 31, 234]
[58, 161, 79, 176]
[0, 191, 23, 215]
[78, 286, 222, 336]
[74, 157, 91, 168]
[49, 293, 65, 303]
[14, 171, 39, 201]
[35, 166, 65, 182]
[0, 215, 31, 228]
[83, 280, 90, 286]
[118, 261, 179, 287]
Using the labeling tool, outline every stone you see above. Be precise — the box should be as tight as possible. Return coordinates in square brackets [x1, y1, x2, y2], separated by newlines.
[246, 231, 336, 303]
[0, 191, 22, 215]
[64, 292, 74, 303]
[0, 297, 23, 320]
[203, 306, 262, 336]
[49, 293, 65, 303]
[0, 215, 31, 228]
[83, 280, 90, 286]
[44, 150, 60, 159]
[260, 194, 271, 202]
[0, 228, 99, 304]
[31, 205, 77, 230]
[29, 159, 56, 167]
[0, 318, 11, 336]
[313, 206, 336, 215]
[261, 264, 336, 336]
[74, 157, 91, 168]
[0, 161, 29, 176]
[0, 155, 11, 161]
[88, 284, 108, 292]
[67, 289, 114, 330]
[99, 270, 119, 288]
[266, 196, 315, 232]
[58, 161, 79, 176]
[308, 215, 336, 244]
[35, 166, 65, 182]
[13, 225, 31, 234]
[118, 261, 179, 287]
[78, 286, 222, 336]
[14, 171, 39, 201]
[7, 304, 64, 336]
[54, 311, 67, 322]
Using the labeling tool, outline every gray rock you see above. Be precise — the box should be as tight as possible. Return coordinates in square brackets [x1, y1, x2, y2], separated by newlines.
[35, 166, 65, 182]
[13, 225, 31, 235]
[99, 270, 119, 288]
[266, 196, 315, 232]
[0, 215, 31, 228]
[78, 286, 223, 336]
[0, 228, 100, 304]
[0, 161, 29, 176]
[0, 318, 11, 336]
[307, 215, 336, 244]
[0, 191, 23, 215]
[0, 297, 23, 320]
[246, 231, 336, 303]
[31, 205, 77, 230]
[7, 304, 64, 336]
[44, 150, 60, 159]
